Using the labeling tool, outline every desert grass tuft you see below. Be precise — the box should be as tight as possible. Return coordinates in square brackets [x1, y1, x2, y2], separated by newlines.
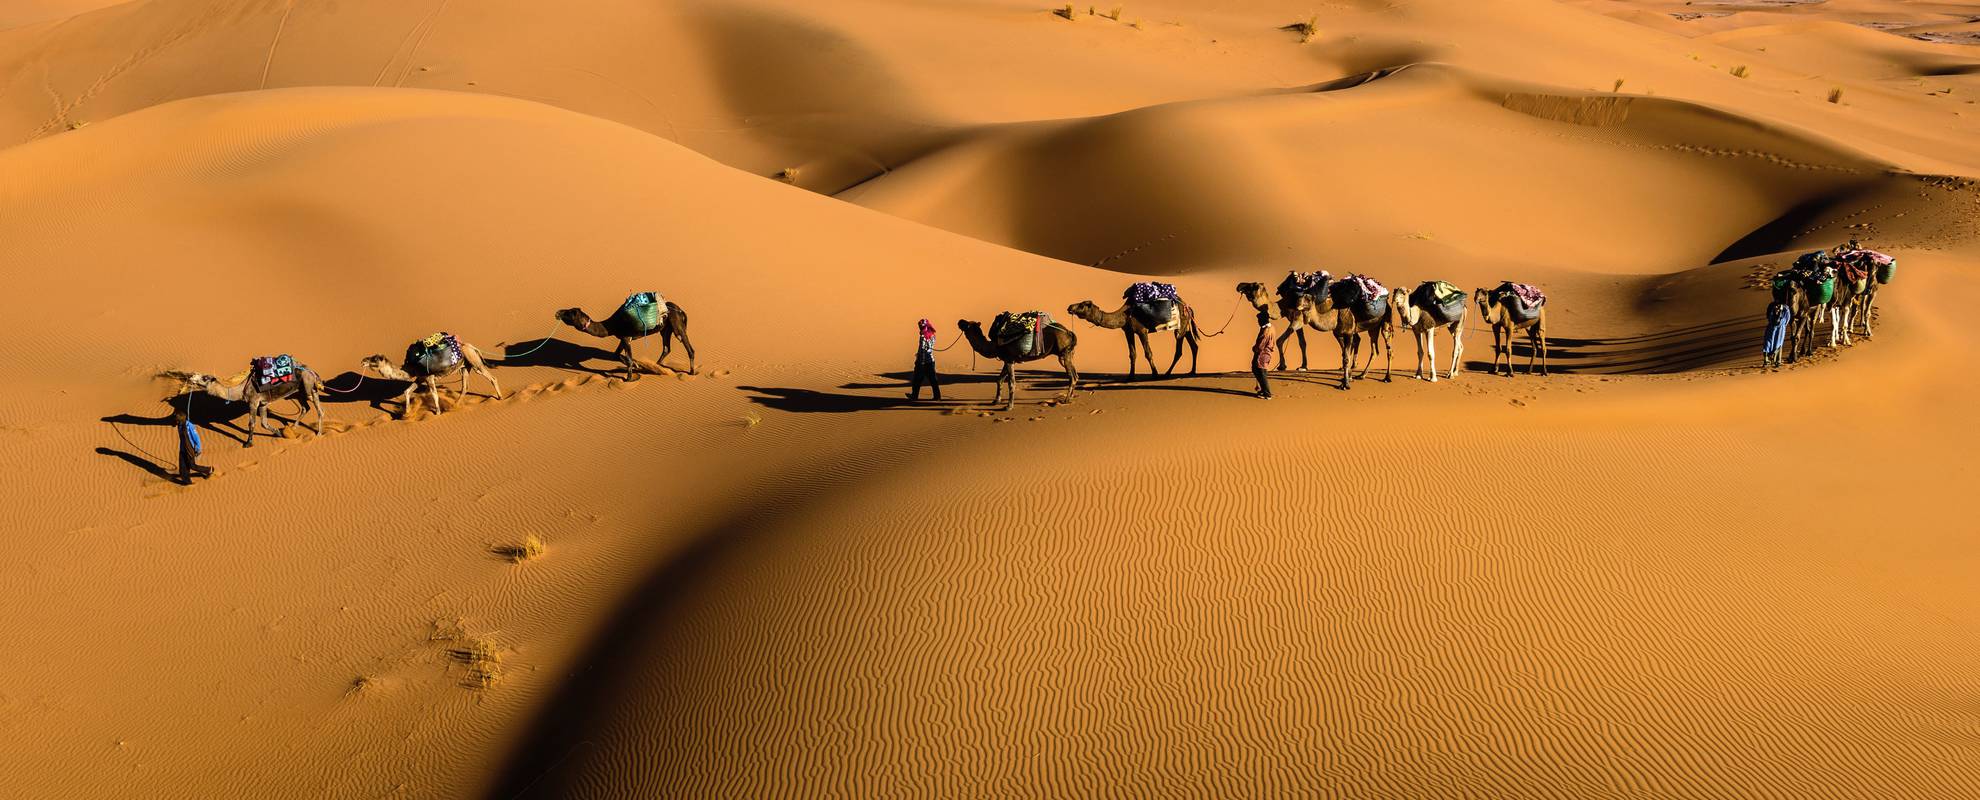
[495, 533, 546, 563]
[1828, 87, 1844, 104]
[1281, 16, 1319, 43]
[1106, 6, 1122, 20]
[1052, 4, 1075, 20]
[1730, 65, 1750, 78]
[1613, 78, 1625, 92]
[772, 167, 800, 184]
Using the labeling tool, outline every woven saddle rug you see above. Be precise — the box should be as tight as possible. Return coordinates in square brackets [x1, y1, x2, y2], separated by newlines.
[618, 291, 668, 334]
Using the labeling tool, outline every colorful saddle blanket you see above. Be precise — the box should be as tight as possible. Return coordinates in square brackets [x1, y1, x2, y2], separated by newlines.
[1123, 281, 1181, 305]
[619, 292, 667, 333]
[1491, 281, 1546, 321]
[408, 332, 464, 376]
[1834, 248, 1896, 285]
[250, 354, 296, 388]
[992, 311, 1050, 357]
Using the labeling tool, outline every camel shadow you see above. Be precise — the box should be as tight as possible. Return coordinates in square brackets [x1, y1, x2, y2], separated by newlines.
[313, 370, 409, 410]
[97, 392, 260, 478]
[494, 337, 622, 377]
[1461, 317, 1766, 375]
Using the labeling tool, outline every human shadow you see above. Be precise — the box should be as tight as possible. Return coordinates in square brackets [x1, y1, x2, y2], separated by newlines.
[738, 385, 969, 414]
[94, 447, 179, 482]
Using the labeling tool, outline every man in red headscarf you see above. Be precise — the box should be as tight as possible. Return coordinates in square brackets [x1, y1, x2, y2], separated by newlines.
[908, 318, 942, 401]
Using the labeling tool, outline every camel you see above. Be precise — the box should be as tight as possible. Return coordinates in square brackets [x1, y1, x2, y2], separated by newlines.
[956, 317, 1079, 410]
[1321, 279, 1395, 390]
[553, 295, 696, 381]
[1065, 299, 1200, 377]
[1827, 274, 1865, 348]
[1773, 277, 1821, 364]
[360, 334, 503, 418]
[162, 363, 325, 448]
[1387, 281, 1466, 382]
[1236, 276, 1339, 370]
[1474, 285, 1548, 376]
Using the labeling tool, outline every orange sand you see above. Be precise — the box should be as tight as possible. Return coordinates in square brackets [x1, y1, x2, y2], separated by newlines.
[2, 1, 1978, 797]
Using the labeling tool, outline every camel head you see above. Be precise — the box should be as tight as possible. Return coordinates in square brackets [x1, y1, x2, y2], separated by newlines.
[158, 369, 211, 392]
[1473, 287, 1495, 320]
[1066, 300, 1102, 322]
[553, 308, 590, 328]
[1235, 282, 1269, 309]
[359, 355, 394, 374]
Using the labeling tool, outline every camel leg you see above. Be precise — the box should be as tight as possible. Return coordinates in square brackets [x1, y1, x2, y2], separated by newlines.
[1296, 328, 1310, 371]
[1383, 329, 1393, 383]
[1861, 298, 1874, 339]
[1122, 330, 1137, 377]
[1060, 353, 1080, 395]
[1422, 330, 1435, 382]
[426, 378, 444, 414]
[1533, 327, 1548, 376]
[1164, 330, 1185, 376]
[244, 399, 260, 448]
[1355, 331, 1376, 379]
[1186, 332, 1200, 375]
[615, 338, 639, 382]
[1274, 325, 1296, 371]
[1449, 324, 1464, 379]
[1001, 362, 1017, 411]
[1338, 335, 1353, 390]
[1138, 332, 1158, 379]
[475, 364, 503, 401]
[669, 318, 697, 374]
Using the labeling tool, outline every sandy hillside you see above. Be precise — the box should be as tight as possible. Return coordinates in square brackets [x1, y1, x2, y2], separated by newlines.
[1, 0, 1978, 798]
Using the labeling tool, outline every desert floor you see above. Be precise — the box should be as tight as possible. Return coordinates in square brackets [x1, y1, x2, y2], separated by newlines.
[3, 1, 1979, 797]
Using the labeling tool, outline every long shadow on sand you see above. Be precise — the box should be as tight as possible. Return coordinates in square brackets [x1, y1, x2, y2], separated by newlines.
[480, 439, 950, 799]
[1462, 316, 1767, 375]
[492, 337, 623, 377]
[97, 392, 257, 478]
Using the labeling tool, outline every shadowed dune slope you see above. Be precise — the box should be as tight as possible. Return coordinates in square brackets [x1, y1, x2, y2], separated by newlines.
[842, 63, 1939, 275]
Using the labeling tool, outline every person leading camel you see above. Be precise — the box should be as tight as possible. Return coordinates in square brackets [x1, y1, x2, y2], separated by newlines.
[1251, 310, 1276, 400]
[361, 332, 503, 418]
[553, 292, 696, 381]
[908, 318, 942, 402]
[174, 407, 212, 484]
[1235, 273, 1339, 371]
[1762, 299, 1791, 368]
[161, 356, 326, 448]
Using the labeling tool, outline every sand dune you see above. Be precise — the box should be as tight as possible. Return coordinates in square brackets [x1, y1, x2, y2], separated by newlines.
[4, 0, 1980, 797]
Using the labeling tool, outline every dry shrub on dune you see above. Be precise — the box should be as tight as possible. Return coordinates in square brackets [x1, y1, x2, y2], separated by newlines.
[495, 533, 546, 563]
[1281, 16, 1319, 43]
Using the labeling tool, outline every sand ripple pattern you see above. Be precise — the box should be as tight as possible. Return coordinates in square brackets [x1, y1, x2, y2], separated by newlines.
[495, 420, 1980, 799]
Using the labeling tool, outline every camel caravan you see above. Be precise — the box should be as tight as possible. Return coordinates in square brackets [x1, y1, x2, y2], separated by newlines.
[1764, 240, 1895, 367]
[143, 239, 1890, 477]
